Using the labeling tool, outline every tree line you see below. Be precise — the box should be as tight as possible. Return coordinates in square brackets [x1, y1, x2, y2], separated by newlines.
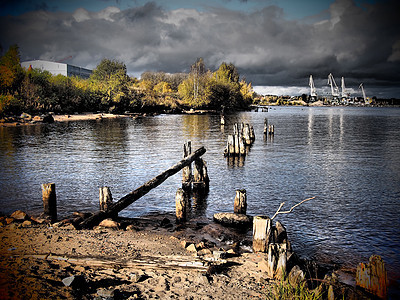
[0, 45, 254, 116]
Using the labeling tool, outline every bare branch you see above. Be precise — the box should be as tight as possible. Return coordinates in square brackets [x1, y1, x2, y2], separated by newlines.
[271, 196, 315, 220]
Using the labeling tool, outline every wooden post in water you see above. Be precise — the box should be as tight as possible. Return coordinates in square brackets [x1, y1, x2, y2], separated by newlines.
[234, 189, 247, 214]
[243, 124, 251, 145]
[253, 216, 272, 253]
[175, 188, 187, 223]
[41, 183, 57, 223]
[220, 115, 225, 125]
[99, 186, 112, 209]
[250, 125, 255, 143]
[227, 134, 235, 156]
[182, 141, 192, 190]
[193, 158, 209, 191]
[268, 125, 275, 135]
[264, 118, 268, 135]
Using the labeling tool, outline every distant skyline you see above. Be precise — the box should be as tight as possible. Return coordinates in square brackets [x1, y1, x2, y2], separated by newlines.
[1, 0, 399, 98]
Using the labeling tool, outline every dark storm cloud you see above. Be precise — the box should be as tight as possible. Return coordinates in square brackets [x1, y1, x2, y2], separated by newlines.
[0, 0, 399, 96]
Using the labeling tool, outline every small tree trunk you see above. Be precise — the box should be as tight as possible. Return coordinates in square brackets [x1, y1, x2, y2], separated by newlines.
[41, 183, 57, 223]
[252, 216, 272, 253]
[233, 189, 247, 214]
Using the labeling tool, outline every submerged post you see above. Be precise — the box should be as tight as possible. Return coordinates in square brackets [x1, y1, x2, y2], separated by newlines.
[41, 183, 57, 223]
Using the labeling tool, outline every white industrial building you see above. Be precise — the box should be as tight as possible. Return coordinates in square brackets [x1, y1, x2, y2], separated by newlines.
[21, 60, 92, 79]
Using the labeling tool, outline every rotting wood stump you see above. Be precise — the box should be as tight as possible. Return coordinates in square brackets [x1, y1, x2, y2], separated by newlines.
[356, 255, 388, 299]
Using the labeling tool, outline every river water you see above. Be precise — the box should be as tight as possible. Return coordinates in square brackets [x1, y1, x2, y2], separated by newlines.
[1, 106, 400, 292]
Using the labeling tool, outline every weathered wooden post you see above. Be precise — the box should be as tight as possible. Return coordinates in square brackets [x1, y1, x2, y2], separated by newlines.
[250, 125, 255, 143]
[268, 124, 275, 135]
[41, 183, 57, 223]
[182, 141, 192, 190]
[234, 189, 247, 214]
[234, 133, 240, 155]
[264, 118, 268, 134]
[193, 158, 209, 191]
[175, 188, 187, 223]
[99, 186, 112, 211]
[356, 255, 388, 299]
[243, 124, 251, 145]
[220, 115, 225, 125]
[253, 216, 272, 252]
[228, 134, 235, 156]
[239, 136, 246, 155]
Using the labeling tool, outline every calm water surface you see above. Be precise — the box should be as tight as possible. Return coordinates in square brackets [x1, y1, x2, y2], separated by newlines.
[1, 107, 400, 291]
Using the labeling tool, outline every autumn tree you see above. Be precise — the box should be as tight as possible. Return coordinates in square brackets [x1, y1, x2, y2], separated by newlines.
[90, 58, 133, 112]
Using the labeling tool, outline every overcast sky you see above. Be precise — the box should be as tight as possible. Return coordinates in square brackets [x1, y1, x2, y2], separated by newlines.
[1, 0, 399, 98]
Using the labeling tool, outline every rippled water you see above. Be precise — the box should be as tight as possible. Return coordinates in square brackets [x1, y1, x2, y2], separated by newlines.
[1, 106, 400, 291]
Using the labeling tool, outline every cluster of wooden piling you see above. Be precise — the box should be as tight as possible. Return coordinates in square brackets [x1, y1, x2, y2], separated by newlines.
[224, 123, 255, 157]
[176, 141, 210, 223]
[263, 118, 274, 136]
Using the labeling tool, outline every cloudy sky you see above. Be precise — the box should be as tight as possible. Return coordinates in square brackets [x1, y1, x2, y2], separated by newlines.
[1, 0, 399, 98]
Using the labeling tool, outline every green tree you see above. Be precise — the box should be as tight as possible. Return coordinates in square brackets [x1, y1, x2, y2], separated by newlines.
[213, 62, 239, 84]
[90, 58, 132, 112]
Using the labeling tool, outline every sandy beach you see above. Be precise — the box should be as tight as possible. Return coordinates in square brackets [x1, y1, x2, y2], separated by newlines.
[0, 212, 272, 299]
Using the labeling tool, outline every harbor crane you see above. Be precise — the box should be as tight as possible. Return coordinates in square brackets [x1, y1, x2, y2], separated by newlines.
[341, 76, 350, 99]
[327, 73, 340, 98]
[359, 83, 367, 102]
[309, 75, 317, 98]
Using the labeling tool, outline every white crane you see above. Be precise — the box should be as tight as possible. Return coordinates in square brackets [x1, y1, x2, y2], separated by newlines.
[359, 83, 367, 102]
[327, 73, 340, 98]
[309, 75, 317, 98]
[341, 77, 348, 99]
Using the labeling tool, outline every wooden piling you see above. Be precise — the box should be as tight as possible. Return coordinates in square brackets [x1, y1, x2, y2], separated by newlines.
[182, 141, 192, 189]
[193, 158, 209, 191]
[252, 216, 272, 253]
[41, 183, 57, 223]
[243, 124, 251, 145]
[234, 189, 247, 214]
[220, 115, 225, 125]
[264, 118, 268, 135]
[356, 255, 388, 299]
[99, 186, 113, 211]
[224, 122, 255, 157]
[250, 125, 255, 142]
[268, 125, 274, 135]
[227, 134, 235, 155]
[175, 188, 187, 223]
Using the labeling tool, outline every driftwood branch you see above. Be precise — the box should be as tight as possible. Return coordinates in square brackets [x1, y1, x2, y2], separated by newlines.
[25, 254, 208, 273]
[79, 146, 206, 229]
[270, 196, 315, 220]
